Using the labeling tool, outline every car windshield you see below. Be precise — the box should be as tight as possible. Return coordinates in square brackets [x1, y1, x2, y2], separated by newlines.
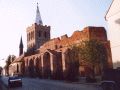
[9, 76, 21, 80]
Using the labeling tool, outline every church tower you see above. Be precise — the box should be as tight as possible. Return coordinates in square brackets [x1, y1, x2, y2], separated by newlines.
[26, 3, 50, 52]
[19, 36, 24, 56]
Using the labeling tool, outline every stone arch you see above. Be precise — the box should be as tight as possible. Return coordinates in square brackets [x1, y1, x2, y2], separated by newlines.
[26, 59, 28, 67]
[65, 48, 71, 70]
[21, 61, 25, 76]
[17, 64, 19, 73]
[28, 59, 34, 77]
[24, 59, 29, 75]
[43, 52, 51, 78]
[35, 56, 42, 77]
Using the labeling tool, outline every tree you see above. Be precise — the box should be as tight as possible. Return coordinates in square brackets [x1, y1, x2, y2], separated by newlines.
[5, 55, 16, 75]
[64, 49, 80, 81]
[71, 40, 108, 79]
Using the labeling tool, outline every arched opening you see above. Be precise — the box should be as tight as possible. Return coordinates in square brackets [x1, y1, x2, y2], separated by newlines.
[43, 52, 51, 78]
[35, 57, 42, 77]
[17, 64, 19, 73]
[21, 61, 25, 76]
[28, 59, 34, 77]
[29, 33, 30, 41]
[64, 49, 80, 81]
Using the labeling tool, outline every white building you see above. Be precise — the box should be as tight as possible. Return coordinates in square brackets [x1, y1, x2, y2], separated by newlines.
[105, 0, 120, 63]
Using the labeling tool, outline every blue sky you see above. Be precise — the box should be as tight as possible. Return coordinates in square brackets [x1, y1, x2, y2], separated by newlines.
[0, 0, 112, 67]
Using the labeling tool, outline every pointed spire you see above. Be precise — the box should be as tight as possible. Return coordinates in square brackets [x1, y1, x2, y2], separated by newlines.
[19, 36, 24, 56]
[35, 3, 43, 25]
[19, 36, 23, 48]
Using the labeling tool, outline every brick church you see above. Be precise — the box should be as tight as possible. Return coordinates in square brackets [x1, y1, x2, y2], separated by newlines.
[8, 4, 113, 79]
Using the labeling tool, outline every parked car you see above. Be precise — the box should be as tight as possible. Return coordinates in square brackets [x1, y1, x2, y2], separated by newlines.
[100, 81, 118, 90]
[8, 75, 22, 88]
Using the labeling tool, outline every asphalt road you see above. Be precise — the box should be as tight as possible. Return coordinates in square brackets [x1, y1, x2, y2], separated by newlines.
[1, 77, 101, 90]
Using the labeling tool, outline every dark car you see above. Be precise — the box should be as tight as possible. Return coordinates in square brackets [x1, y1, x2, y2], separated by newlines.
[100, 81, 118, 90]
[8, 75, 22, 88]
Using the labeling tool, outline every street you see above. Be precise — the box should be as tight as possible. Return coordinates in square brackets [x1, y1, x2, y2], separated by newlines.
[0, 76, 101, 90]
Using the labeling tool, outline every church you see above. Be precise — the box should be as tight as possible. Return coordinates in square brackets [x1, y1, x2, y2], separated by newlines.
[8, 4, 113, 79]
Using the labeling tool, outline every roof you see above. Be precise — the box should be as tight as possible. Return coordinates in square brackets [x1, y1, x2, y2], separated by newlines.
[35, 3, 43, 25]
[105, 0, 120, 20]
[46, 49, 58, 55]
[105, 0, 114, 20]
[11, 54, 24, 64]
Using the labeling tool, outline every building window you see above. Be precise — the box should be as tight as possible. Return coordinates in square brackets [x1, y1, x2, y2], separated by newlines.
[29, 33, 30, 41]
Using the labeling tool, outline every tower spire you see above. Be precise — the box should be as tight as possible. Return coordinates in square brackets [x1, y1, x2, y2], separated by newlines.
[19, 36, 24, 56]
[35, 3, 43, 25]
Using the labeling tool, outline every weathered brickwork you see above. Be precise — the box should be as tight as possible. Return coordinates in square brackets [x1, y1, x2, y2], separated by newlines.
[27, 23, 50, 51]
[9, 25, 113, 79]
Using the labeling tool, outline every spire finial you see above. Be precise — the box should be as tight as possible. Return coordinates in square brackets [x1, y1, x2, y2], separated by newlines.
[35, 3, 43, 25]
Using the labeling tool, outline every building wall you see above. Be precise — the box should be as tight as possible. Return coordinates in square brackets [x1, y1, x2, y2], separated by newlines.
[9, 26, 113, 79]
[27, 23, 50, 51]
[106, 0, 120, 63]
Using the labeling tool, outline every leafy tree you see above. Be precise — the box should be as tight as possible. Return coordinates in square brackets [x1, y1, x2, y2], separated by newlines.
[64, 49, 80, 81]
[71, 40, 108, 79]
[5, 55, 16, 75]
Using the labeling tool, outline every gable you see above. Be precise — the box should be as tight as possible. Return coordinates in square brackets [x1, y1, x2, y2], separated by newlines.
[105, 0, 120, 20]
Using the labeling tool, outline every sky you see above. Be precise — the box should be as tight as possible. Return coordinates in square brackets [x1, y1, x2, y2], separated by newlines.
[0, 0, 112, 67]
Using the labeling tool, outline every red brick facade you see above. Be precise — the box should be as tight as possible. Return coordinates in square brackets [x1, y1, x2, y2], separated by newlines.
[9, 24, 113, 79]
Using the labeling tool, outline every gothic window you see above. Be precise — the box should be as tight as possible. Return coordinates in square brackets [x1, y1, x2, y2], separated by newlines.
[32, 31, 34, 39]
[29, 33, 30, 41]
[17, 64, 19, 73]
